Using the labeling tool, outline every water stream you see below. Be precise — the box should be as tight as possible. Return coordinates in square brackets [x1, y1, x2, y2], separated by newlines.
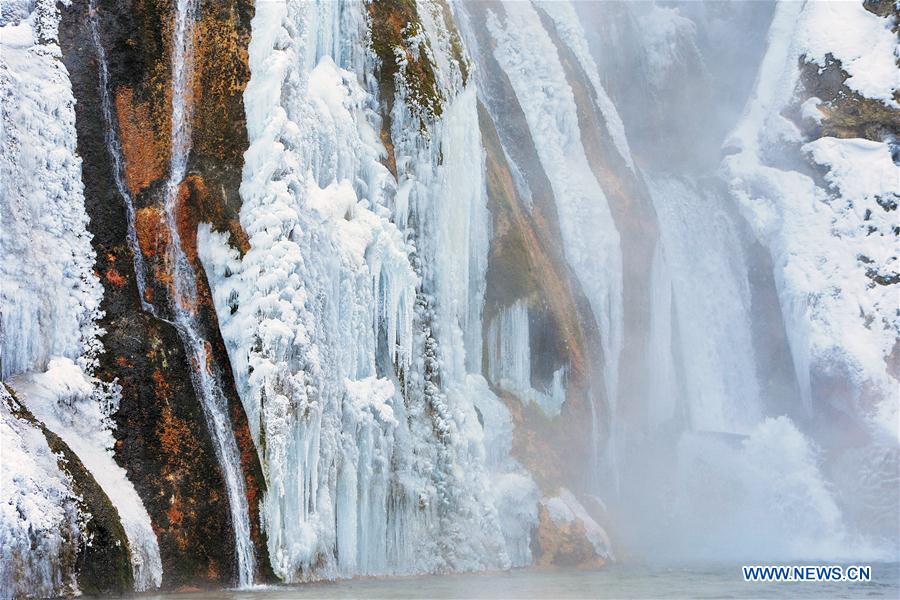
[161, 0, 256, 587]
[88, 0, 154, 315]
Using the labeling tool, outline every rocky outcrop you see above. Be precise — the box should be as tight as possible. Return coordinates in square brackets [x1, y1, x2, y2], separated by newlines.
[531, 492, 609, 569]
[799, 54, 899, 142]
[58, 0, 270, 588]
[3, 386, 133, 595]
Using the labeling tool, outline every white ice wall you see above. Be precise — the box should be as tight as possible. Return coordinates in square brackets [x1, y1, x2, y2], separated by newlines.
[0, 2, 103, 380]
[199, 0, 531, 581]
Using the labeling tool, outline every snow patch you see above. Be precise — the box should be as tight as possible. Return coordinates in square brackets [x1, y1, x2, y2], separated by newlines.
[10, 359, 162, 591]
[798, 1, 899, 107]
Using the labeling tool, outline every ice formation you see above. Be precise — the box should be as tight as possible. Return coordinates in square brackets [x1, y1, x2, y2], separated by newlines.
[0, 1, 103, 380]
[2, 0, 898, 589]
[481, 1, 623, 419]
[0, 385, 80, 598]
[10, 359, 163, 591]
[467, 375, 539, 566]
[199, 0, 528, 581]
[535, 0, 635, 172]
[487, 301, 567, 417]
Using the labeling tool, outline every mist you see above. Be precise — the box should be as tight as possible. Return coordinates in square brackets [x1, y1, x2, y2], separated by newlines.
[569, 0, 900, 565]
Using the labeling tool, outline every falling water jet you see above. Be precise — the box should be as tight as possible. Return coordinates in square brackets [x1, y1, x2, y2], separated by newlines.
[88, 0, 155, 315]
[161, 0, 256, 587]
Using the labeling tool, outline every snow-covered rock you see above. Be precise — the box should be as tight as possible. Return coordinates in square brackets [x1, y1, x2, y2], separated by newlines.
[10, 359, 162, 591]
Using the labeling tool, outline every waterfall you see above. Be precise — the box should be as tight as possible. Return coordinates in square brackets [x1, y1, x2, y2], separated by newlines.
[161, 0, 255, 587]
[644, 174, 761, 434]
[88, 0, 154, 315]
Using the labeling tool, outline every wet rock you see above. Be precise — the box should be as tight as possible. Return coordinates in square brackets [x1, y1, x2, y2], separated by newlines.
[59, 0, 270, 588]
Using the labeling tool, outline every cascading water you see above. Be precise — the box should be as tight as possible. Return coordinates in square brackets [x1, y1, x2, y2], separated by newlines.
[161, 0, 255, 587]
[644, 174, 762, 434]
[88, 0, 154, 315]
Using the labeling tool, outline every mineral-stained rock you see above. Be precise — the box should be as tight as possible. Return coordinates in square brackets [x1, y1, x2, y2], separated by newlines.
[59, 0, 270, 588]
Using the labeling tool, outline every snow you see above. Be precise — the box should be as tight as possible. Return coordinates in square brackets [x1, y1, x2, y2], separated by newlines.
[485, 1, 623, 420]
[536, 0, 635, 172]
[804, 136, 899, 201]
[0, 1, 104, 380]
[724, 0, 899, 439]
[4, 0, 894, 583]
[800, 96, 824, 124]
[798, 0, 899, 107]
[9, 359, 163, 591]
[0, 385, 80, 598]
[0, 3, 164, 591]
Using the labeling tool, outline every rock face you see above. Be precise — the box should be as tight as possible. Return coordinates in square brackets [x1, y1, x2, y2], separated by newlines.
[57, 0, 269, 589]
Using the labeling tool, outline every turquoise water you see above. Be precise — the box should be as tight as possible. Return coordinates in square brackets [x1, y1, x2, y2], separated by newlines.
[146, 563, 900, 599]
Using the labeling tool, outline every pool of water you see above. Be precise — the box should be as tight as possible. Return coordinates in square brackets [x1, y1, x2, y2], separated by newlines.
[145, 563, 900, 599]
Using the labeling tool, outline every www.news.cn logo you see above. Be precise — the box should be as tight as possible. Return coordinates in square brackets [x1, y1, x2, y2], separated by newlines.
[743, 565, 872, 582]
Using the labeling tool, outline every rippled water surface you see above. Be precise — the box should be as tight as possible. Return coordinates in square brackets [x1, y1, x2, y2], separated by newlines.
[146, 563, 900, 599]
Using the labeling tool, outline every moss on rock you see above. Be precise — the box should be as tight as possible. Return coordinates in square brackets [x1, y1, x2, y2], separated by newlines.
[369, 0, 444, 127]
